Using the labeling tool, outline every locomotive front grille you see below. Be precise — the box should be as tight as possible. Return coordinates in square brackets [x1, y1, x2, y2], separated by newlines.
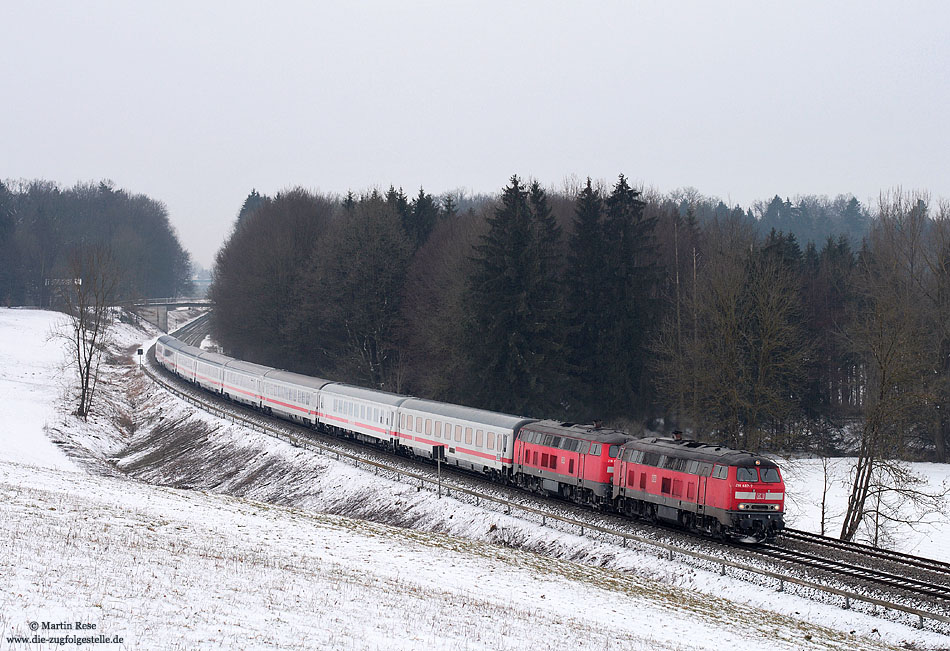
[737, 503, 781, 511]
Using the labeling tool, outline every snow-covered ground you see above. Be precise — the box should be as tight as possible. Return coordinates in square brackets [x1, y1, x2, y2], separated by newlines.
[0, 308, 948, 650]
[0, 310, 76, 472]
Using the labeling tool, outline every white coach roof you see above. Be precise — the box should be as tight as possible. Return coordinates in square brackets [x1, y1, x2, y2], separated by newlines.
[401, 398, 536, 431]
[321, 383, 410, 407]
[264, 369, 334, 391]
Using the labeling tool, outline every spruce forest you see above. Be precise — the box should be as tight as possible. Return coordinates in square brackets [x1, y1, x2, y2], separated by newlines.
[210, 179, 950, 464]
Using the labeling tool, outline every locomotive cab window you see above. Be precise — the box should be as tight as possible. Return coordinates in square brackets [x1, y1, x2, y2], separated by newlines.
[736, 467, 759, 482]
[608, 445, 619, 459]
[761, 468, 781, 483]
[589, 444, 601, 457]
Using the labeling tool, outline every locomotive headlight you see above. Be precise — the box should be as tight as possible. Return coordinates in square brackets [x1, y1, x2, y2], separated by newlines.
[738, 503, 748, 510]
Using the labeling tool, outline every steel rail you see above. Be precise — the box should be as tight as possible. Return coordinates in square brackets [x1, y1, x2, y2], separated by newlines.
[781, 528, 950, 579]
[752, 545, 950, 601]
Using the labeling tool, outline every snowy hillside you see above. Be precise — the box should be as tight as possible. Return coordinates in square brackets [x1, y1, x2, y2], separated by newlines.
[0, 308, 947, 650]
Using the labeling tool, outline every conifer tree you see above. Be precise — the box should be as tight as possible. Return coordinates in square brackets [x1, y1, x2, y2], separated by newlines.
[466, 176, 566, 415]
[600, 174, 658, 415]
[442, 194, 458, 220]
[565, 178, 607, 413]
[407, 187, 439, 248]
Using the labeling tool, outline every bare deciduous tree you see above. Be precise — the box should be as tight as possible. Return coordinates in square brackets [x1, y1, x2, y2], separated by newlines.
[55, 245, 117, 419]
[840, 189, 948, 541]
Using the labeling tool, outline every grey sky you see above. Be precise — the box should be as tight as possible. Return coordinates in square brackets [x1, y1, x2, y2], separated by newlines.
[3, 2, 948, 267]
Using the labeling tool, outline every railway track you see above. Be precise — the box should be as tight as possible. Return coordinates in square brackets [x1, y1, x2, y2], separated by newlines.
[171, 311, 211, 347]
[781, 527, 950, 579]
[750, 544, 950, 602]
[141, 329, 950, 632]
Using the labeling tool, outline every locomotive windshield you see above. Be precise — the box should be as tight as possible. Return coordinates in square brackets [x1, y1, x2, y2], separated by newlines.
[761, 468, 781, 483]
[736, 467, 758, 482]
[608, 445, 619, 458]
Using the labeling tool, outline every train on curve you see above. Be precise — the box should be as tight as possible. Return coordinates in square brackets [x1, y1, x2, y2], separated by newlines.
[155, 335, 786, 542]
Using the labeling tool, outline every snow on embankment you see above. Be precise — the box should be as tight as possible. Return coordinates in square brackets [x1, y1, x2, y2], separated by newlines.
[0, 310, 76, 471]
[0, 461, 906, 651]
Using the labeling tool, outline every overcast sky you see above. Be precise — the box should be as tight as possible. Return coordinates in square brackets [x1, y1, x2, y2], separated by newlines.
[3, 2, 948, 267]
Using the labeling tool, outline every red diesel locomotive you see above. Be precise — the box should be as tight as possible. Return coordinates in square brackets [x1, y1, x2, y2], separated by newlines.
[514, 420, 628, 507]
[512, 421, 785, 541]
[613, 436, 785, 542]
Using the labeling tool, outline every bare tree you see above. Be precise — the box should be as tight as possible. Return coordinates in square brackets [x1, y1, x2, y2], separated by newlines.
[839, 190, 948, 541]
[55, 245, 118, 419]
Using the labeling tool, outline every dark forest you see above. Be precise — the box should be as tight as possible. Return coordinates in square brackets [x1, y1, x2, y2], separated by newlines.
[0, 179, 193, 305]
[210, 180, 950, 464]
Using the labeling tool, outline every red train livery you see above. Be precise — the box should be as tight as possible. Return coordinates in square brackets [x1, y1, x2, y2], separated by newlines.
[614, 437, 785, 541]
[514, 421, 628, 507]
[512, 421, 785, 541]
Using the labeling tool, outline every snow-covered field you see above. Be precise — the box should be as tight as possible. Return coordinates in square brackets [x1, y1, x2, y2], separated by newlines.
[0, 308, 948, 650]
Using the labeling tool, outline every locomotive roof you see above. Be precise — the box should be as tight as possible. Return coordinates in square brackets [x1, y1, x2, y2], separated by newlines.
[624, 437, 779, 468]
[321, 382, 410, 407]
[520, 420, 632, 445]
[401, 397, 536, 430]
[263, 369, 334, 391]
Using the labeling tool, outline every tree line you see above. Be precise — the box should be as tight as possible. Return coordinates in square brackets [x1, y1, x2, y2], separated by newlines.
[209, 181, 950, 469]
[0, 179, 193, 305]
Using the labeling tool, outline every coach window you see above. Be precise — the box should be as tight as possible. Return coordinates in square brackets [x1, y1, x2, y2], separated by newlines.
[455, 425, 462, 442]
[435, 421, 442, 438]
[425, 419, 432, 435]
[416, 417, 423, 433]
[465, 427, 473, 444]
[487, 432, 496, 449]
[360, 405, 366, 420]
[590, 444, 601, 457]
[475, 430, 483, 447]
